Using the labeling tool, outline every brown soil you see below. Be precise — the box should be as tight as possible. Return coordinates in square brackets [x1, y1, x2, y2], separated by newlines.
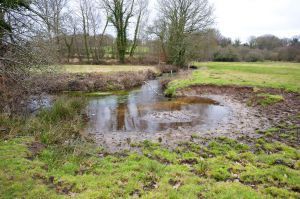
[177, 85, 300, 147]
[28, 141, 45, 159]
[179, 85, 300, 127]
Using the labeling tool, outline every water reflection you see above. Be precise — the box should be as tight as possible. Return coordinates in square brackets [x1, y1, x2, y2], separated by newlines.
[87, 80, 229, 134]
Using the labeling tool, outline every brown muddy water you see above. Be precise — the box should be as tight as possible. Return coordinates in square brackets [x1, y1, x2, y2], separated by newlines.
[86, 80, 230, 135]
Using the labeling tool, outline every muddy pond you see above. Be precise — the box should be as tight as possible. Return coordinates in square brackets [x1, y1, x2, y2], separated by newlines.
[31, 79, 270, 151]
[86, 80, 230, 135]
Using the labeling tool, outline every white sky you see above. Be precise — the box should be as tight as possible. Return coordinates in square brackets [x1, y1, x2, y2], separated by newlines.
[149, 0, 300, 42]
[210, 0, 300, 42]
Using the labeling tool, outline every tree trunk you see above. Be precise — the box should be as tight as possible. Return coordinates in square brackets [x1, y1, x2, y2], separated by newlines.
[82, 11, 89, 62]
[129, 10, 142, 57]
[117, 25, 127, 64]
[98, 18, 108, 59]
[117, 35, 126, 64]
[64, 35, 74, 63]
[0, 9, 5, 56]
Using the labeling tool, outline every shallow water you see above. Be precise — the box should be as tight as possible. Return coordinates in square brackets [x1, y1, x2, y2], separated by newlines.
[87, 80, 230, 134]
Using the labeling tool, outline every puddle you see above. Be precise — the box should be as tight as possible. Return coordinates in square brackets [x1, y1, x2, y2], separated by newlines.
[86, 80, 230, 134]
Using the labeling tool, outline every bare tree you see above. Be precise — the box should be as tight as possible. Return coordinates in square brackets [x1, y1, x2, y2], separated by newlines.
[61, 12, 79, 63]
[102, 0, 135, 63]
[158, 0, 214, 67]
[147, 19, 168, 64]
[0, 1, 57, 114]
[88, 1, 104, 63]
[32, 0, 69, 54]
[129, 0, 148, 57]
[78, 0, 91, 62]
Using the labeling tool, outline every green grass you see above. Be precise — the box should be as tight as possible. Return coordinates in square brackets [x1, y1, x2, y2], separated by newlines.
[58, 65, 158, 74]
[1, 135, 299, 198]
[166, 62, 300, 96]
[256, 93, 284, 106]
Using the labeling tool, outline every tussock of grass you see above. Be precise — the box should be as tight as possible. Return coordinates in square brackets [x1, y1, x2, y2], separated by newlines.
[36, 97, 87, 145]
[1, 97, 87, 145]
[256, 93, 284, 106]
[38, 97, 85, 123]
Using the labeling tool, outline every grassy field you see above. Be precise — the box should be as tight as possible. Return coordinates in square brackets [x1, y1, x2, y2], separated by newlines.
[166, 62, 300, 95]
[58, 65, 158, 74]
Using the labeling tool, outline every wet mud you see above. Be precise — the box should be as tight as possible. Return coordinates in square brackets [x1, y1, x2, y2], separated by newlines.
[84, 80, 300, 152]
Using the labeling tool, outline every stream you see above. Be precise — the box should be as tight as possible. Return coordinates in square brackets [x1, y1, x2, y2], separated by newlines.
[86, 80, 230, 135]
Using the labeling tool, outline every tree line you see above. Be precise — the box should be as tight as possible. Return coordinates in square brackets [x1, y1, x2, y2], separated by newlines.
[212, 34, 300, 62]
[1, 0, 299, 114]
[0, 0, 213, 113]
[1, 0, 215, 66]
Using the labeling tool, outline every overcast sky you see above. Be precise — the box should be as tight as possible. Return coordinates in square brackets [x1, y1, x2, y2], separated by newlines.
[210, 0, 300, 42]
[149, 0, 300, 42]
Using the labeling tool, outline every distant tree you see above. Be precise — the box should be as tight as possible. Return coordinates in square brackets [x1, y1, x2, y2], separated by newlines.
[61, 13, 78, 63]
[218, 36, 232, 47]
[158, 0, 214, 67]
[233, 38, 241, 47]
[248, 36, 256, 48]
[147, 18, 168, 63]
[278, 46, 300, 62]
[32, 0, 69, 60]
[213, 47, 239, 62]
[245, 49, 264, 62]
[254, 35, 283, 50]
[78, 0, 91, 62]
[290, 37, 299, 46]
[129, 0, 148, 57]
[186, 29, 218, 61]
[102, 0, 135, 63]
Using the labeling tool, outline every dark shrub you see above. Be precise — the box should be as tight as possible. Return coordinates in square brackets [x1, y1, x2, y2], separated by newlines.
[213, 47, 239, 62]
[245, 50, 264, 62]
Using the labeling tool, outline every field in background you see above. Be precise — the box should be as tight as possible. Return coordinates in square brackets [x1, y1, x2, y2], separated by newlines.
[58, 65, 159, 74]
[166, 62, 300, 95]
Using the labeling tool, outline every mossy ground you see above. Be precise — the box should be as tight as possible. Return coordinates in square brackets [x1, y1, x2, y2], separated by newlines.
[1, 117, 299, 198]
[165, 62, 300, 96]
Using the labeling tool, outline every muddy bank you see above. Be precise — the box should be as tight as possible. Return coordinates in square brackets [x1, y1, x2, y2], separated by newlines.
[30, 70, 157, 93]
[178, 85, 300, 127]
[177, 85, 300, 146]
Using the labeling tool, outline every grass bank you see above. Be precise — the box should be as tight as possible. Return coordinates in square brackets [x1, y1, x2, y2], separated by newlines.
[58, 65, 159, 74]
[165, 62, 300, 96]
